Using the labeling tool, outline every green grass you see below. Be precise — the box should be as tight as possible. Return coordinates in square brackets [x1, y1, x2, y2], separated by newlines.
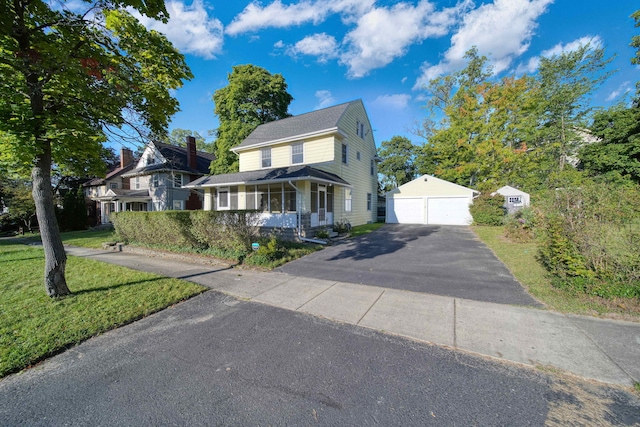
[60, 229, 118, 248]
[0, 240, 206, 377]
[472, 226, 640, 320]
[349, 221, 386, 237]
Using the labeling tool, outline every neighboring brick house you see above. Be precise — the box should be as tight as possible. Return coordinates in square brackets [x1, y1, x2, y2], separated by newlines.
[83, 148, 136, 226]
[85, 137, 215, 225]
[185, 100, 379, 235]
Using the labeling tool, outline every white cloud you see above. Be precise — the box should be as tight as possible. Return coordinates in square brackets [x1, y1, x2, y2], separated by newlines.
[606, 81, 632, 102]
[341, 0, 463, 78]
[515, 35, 603, 74]
[132, 0, 224, 59]
[315, 90, 336, 109]
[414, 0, 553, 89]
[226, 0, 375, 35]
[288, 33, 339, 63]
[372, 94, 412, 110]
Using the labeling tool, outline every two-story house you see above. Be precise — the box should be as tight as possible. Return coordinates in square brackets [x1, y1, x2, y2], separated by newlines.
[185, 100, 379, 235]
[86, 137, 215, 224]
[83, 148, 136, 226]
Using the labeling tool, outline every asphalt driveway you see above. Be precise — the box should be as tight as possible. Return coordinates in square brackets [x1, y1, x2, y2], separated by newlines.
[277, 224, 542, 306]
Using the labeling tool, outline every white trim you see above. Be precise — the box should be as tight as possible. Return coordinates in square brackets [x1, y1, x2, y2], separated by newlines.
[291, 142, 304, 165]
[185, 176, 352, 189]
[231, 127, 347, 153]
[217, 187, 230, 210]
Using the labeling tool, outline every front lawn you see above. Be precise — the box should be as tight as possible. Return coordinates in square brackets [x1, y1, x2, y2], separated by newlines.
[472, 226, 640, 320]
[0, 240, 206, 377]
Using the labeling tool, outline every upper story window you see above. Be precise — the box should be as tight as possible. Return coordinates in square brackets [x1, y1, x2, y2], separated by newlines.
[173, 173, 183, 188]
[356, 120, 365, 139]
[134, 176, 140, 190]
[291, 143, 303, 164]
[261, 148, 271, 168]
[110, 183, 118, 189]
[151, 173, 159, 188]
[147, 155, 155, 165]
[341, 143, 348, 164]
[370, 159, 375, 176]
[356, 151, 361, 161]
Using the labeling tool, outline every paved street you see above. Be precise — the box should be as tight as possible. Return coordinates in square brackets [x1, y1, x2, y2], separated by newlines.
[278, 224, 542, 306]
[2, 291, 639, 426]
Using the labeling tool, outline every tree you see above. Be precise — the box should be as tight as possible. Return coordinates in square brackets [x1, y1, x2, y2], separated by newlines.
[3, 180, 38, 232]
[210, 65, 293, 174]
[535, 44, 613, 171]
[580, 104, 640, 184]
[630, 10, 640, 66]
[163, 128, 214, 153]
[0, 0, 192, 297]
[377, 136, 417, 191]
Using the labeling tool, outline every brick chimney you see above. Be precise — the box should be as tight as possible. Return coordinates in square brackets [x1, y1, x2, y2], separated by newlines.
[186, 136, 197, 170]
[120, 148, 133, 169]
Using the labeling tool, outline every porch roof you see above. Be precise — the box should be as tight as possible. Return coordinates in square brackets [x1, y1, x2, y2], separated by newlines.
[184, 165, 351, 189]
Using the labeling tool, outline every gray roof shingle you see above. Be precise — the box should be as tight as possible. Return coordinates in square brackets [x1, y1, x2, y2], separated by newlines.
[234, 100, 361, 150]
[185, 165, 350, 188]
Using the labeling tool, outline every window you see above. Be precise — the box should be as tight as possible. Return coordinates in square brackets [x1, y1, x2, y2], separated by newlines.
[356, 151, 361, 161]
[172, 200, 184, 210]
[356, 120, 365, 139]
[291, 143, 303, 164]
[151, 174, 159, 188]
[261, 148, 271, 168]
[173, 173, 183, 188]
[367, 193, 372, 211]
[134, 176, 140, 190]
[218, 188, 229, 210]
[345, 188, 352, 212]
[270, 183, 282, 213]
[341, 143, 348, 164]
[284, 183, 296, 212]
[370, 159, 375, 176]
[246, 185, 256, 210]
[147, 155, 155, 165]
[508, 196, 522, 204]
[311, 183, 318, 212]
[110, 183, 118, 189]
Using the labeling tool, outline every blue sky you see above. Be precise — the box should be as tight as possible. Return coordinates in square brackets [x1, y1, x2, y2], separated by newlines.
[131, 0, 638, 149]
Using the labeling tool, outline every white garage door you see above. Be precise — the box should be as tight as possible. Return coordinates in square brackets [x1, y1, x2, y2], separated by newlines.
[427, 197, 472, 225]
[386, 197, 424, 224]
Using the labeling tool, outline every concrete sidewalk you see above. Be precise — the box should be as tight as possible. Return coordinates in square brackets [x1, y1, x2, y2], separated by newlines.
[65, 245, 640, 388]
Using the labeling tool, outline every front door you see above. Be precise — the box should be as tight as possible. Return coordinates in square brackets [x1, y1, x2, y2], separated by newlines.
[318, 185, 326, 223]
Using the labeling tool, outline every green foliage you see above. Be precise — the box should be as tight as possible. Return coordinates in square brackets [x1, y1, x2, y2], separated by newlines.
[244, 237, 319, 268]
[581, 103, 640, 183]
[536, 182, 640, 298]
[0, 241, 204, 378]
[59, 188, 87, 232]
[112, 210, 261, 260]
[504, 207, 538, 243]
[211, 65, 293, 174]
[161, 128, 214, 153]
[315, 228, 330, 239]
[631, 10, 640, 66]
[378, 136, 417, 191]
[2, 180, 37, 231]
[469, 194, 505, 225]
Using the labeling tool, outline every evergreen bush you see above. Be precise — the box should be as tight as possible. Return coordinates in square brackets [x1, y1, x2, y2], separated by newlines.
[469, 194, 506, 226]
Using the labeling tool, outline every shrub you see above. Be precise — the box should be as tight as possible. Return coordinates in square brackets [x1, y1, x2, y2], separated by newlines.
[536, 182, 640, 298]
[469, 194, 506, 226]
[190, 210, 260, 253]
[315, 228, 330, 239]
[504, 207, 537, 242]
[112, 211, 197, 248]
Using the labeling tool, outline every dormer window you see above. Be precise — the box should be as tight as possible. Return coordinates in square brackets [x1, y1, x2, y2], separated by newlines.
[261, 148, 271, 168]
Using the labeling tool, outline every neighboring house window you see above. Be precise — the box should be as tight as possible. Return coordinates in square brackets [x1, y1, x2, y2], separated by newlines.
[370, 159, 375, 176]
[151, 174, 159, 188]
[110, 183, 118, 189]
[261, 148, 271, 168]
[508, 196, 522, 204]
[367, 193, 372, 211]
[356, 151, 361, 161]
[291, 143, 303, 164]
[341, 143, 348, 164]
[147, 155, 155, 165]
[172, 200, 184, 210]
[134, 176, 140, 190]
[173, 173, 183, 188]
[218, 188, 230, 210]
[345, 188, 352, 212]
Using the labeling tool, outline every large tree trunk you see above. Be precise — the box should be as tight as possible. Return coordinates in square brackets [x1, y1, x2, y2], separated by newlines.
[32, 149, 70, 298]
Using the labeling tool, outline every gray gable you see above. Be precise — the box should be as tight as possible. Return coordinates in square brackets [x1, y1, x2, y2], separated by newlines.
[234, 100, 361, 150]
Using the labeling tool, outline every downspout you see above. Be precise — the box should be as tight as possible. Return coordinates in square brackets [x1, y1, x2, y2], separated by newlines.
[288, 180, 327, 245]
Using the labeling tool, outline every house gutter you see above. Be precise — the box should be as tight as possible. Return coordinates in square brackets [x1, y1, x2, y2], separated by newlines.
[288, 180, 327, 245]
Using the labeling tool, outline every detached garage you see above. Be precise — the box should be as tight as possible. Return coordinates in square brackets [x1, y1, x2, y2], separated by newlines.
[386, 175, 479, 225]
